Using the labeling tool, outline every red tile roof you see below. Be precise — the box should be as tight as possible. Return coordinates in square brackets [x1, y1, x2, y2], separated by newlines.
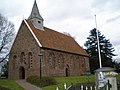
[26, 20, 88, 56]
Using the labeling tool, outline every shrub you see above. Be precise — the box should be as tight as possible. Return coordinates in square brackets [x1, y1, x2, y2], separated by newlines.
[40, 77, 57, 87]
[26, 76, 57, 87]
[26, 75, 40, 84]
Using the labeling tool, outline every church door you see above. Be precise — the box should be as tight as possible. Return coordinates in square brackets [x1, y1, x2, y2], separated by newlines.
[19, 66, 25, 79]
[65, 65, 70, 77]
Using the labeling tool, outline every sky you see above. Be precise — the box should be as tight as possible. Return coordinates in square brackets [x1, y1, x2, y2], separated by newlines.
[0, 0, 120, 60]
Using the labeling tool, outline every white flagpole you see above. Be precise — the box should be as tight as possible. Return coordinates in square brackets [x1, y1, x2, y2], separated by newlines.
[94, 15, 102, 68]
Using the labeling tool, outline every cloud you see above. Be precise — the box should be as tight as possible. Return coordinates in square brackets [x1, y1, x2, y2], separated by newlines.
[111, 35, 120, 46]
[92, 0, 120, 13]
[0, 0, 33, 17]
[0, 0, 120, 59]
[0, 0, 21, 17]
[106, 15, 120, 23]
[43, 0, 93, 22]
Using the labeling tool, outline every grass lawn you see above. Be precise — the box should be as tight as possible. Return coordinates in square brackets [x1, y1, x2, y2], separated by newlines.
[0, 75, 120, 90]
[0, 79, 25, 90]
[42, 75, 95, 90]
[42, 74, 120, 90]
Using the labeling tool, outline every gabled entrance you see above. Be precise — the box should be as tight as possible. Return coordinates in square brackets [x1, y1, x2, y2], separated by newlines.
[19, 66, 25, 79]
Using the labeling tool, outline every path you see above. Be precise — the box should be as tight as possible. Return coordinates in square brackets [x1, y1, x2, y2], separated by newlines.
[16, 80, 42, 90]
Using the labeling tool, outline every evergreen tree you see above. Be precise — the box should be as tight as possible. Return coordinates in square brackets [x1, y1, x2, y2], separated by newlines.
[84, 28, 116, 73]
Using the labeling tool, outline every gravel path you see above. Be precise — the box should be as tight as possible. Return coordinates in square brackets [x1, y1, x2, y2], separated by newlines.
[16, 80, 42, 90]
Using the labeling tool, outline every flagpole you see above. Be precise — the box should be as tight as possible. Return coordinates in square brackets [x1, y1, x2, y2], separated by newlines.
[94, 15, 102, 68]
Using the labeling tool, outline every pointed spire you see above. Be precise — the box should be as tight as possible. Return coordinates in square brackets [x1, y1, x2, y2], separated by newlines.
[28, 0, 43, 20]
[28, 0, 44, 30]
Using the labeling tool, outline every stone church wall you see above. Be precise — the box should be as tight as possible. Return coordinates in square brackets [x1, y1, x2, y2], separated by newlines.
[41, 49, 89, 77]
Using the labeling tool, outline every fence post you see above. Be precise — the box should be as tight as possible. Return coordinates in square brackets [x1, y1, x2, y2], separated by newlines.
[95, 86, 96, 90]
[90, 86, 92, 90]
[64, 83, 67, 90]
[81, 85, 83, 90]
[86, 86, 88, 90]
[56, 87, 59, 90]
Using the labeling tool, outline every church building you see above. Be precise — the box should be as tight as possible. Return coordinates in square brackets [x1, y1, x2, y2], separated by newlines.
[8, 0, 90, 79]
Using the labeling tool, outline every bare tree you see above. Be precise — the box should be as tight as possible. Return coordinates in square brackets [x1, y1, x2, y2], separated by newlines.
[0, 13, 15, 63]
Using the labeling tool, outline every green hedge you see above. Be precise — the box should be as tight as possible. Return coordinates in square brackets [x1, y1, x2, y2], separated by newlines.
[26, 75, 57, 87]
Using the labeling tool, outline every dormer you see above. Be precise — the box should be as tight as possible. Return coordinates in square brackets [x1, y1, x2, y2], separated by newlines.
[28, 0, 44, 30]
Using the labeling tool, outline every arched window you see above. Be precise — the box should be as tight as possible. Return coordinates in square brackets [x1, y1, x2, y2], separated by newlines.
[28, 52, 32, 68]
[58, 54, 64, 68]
[81, 57, 85, 68]
[70, 56, 75, 68]
[75, 56, 79, 68]
[48, 53, 55, 68]
[13, 55, 17, 69]
[20, 52, 25, 63]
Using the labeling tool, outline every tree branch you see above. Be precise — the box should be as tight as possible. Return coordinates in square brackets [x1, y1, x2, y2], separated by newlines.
[0, 53, 9, 63]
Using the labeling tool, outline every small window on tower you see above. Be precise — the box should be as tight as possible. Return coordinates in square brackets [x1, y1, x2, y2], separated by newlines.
[38, 21, 41, 24]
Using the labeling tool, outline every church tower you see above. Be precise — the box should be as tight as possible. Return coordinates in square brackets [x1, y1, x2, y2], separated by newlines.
[28, 0, 44, 30]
